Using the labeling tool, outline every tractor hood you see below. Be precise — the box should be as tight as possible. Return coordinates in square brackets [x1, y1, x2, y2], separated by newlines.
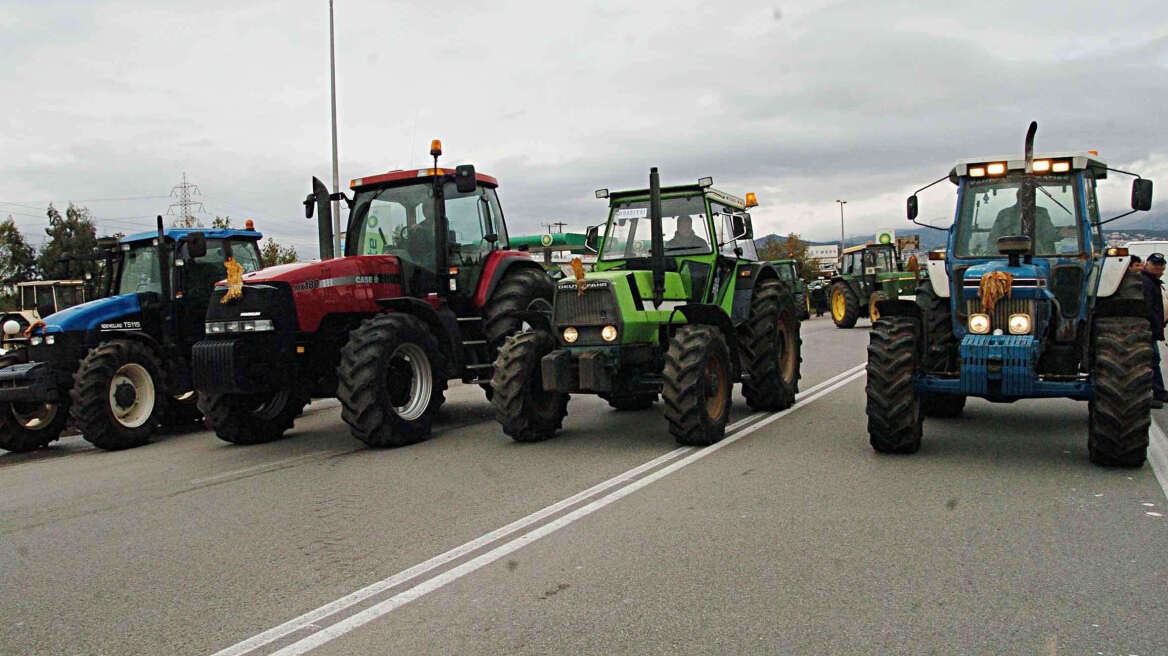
[40, 294, 142, 334]
[554, 269, 691, 345]
[232, 255, 403, 290]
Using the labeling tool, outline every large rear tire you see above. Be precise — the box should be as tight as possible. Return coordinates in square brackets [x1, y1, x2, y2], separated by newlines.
[337, 313, 447, 448]
[742, 279, 801, 411]
[71, 340, 165, 450]
[492, 331, 569, 442]
[663, 325, 732, 446]
[866, 317, 922, 454]
[830, 281, 860, 328]
[199, 389, 309, 445]
[1088, 316, 1151, 467]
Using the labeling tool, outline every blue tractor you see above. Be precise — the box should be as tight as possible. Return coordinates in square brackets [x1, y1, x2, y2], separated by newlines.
[869, 123, 1156, 466]
[0, 217, 264, 452]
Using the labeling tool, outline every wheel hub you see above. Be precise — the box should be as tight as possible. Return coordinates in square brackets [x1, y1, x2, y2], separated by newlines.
[114, 382, 137, 408]
[386, 342, 432, 421]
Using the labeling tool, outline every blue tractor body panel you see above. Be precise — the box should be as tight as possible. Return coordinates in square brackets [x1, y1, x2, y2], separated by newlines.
[40, 294, 142, 335]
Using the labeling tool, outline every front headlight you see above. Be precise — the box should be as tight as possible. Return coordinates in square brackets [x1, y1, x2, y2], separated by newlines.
[601, 325, 618, 342]
[968, 313, 991, 335]
[562, 327, 579, 343]
[45, 335, 56, 345]
[1008, 313, 1032, 335]
[205, 319, 275, 334]
[29, 336, 42, 346]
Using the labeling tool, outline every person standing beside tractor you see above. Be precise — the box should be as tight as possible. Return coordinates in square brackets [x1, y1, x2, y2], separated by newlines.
[1141, 252, 1168, 408]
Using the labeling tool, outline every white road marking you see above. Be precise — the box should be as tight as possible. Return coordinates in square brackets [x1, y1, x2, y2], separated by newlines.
[1147, 421, 1168, 503]
[190, 451, 347, 486]
[251, 367, 869, 656]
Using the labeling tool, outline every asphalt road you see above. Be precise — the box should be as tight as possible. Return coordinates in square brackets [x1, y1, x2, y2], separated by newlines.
[2, 315, 1166, 655]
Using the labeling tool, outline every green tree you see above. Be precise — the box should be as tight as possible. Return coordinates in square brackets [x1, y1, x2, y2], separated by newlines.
[211, 216, 232, 229]
[38, 204, 99, 291]
[172, 213, 202, 228]
[260, 239, 299, 267]
[758, 232, 818, 282]
[0, 216, 38, 307]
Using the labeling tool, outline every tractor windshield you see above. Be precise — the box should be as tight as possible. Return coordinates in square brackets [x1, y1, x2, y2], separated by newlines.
[600, 195, 711, 261]
[954, 174, 1082, 258]
[348, 182, 505, 272]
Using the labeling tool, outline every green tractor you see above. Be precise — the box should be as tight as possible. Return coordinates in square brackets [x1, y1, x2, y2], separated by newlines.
[491, 169, 803, 446]
[772, 258, 811, 320]
[828, 242, 919, 328]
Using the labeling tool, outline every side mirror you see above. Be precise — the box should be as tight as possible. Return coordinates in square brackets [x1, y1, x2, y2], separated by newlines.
[906, 195, 919, 221]
[455, 164, 477, 193]
[304, 193, 316, 219]
[183, 232, 207, 259]
[585, 225, 600, 253]
[1132, 178, 1153, 211]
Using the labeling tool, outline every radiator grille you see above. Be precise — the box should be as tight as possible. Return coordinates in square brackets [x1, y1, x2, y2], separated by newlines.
[964, 297, 1036, 332]
[554, 286, 619, 326]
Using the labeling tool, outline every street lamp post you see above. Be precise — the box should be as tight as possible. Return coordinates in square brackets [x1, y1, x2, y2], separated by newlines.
[328, 0, 342, 256]
[836, 199, 847, 255]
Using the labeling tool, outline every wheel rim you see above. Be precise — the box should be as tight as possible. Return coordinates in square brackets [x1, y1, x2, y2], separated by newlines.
[108, 363, 155, 428]
[704, 351, 728, 419]
[831, 289, 846, 321]
[385, 342, 431, 421]
[10, 402, 58, 431]
[870, 296, 880, 321]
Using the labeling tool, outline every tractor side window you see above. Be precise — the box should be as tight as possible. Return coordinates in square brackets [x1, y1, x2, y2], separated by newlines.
[484, 189, 509, 248]
[1083, 171, 1103, 253]
[118, 244, 163, 296]
[349, 184, 437, 274]
[444, 185, 497, 266]
[21, 286, 33, 310]
[35, 286, 54, 315]
[738, 234, 758, 260]
[227, 240, 264, 273]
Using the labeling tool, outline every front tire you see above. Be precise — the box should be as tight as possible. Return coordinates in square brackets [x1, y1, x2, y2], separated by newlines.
[492, 331, 569, 442]
[1088, 316, 1151, 467]
[663, 325, 732, 446]
[482, 267, 555, 348]
[830, 282, 860, 328]
[742, 279, 801, 411]
[71, 340, 165, 450]
[199, 389, 309, 445]
[0, 400, 70, 452]
[866, 317, 922, 454]
[337, 313, 447, 448]
[916, 278, 965, 417]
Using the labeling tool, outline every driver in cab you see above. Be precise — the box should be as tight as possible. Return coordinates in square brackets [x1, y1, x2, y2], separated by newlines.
[986, 188, 1075, 255]
[666, 214, 708, 251]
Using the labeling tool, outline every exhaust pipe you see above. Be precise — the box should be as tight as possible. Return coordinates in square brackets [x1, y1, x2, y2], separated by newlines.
[311, 177, 335, 260]
[1019, 122, 1038, 258]
[649, 167, 665, 307]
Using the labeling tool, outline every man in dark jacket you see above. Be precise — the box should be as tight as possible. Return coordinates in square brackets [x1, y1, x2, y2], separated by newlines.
[1141, 252, 1167, 407]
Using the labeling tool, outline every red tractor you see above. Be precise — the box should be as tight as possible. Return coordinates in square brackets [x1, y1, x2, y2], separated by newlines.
[192, 141, 554, 446]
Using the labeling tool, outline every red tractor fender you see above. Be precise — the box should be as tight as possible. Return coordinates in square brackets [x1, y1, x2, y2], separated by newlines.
[474, 250, 542, 307]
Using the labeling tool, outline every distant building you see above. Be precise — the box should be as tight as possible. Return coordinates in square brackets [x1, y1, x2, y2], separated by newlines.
[807, 245, 838, 273]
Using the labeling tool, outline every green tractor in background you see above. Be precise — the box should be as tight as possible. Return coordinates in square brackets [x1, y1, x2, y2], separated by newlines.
[829, 242, 920, 328]
[772, 258, 811, 320]
[491, 168, 803, 446]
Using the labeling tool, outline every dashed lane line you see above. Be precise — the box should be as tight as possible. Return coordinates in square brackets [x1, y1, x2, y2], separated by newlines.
[212, 362, 868, 656]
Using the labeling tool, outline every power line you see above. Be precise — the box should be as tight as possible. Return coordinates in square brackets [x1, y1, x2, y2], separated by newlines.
[0, 195, 170, 206]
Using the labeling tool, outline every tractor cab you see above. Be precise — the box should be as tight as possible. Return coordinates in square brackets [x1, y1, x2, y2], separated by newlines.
[343, 165, 508, 315]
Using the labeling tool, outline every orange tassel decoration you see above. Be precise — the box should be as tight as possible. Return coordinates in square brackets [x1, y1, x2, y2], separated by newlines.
[221, 257, 244, 303]
[570, 257, 586, 296]
[978, 271, 1013, 312]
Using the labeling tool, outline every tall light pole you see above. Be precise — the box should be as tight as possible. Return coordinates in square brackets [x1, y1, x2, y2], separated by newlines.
[328, 0, 342, 256]
[835, 199, 847, 254]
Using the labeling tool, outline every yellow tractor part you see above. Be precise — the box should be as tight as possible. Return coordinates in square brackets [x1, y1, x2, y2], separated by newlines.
[831, 288, 847, 322]
[869, 291, 888, 322]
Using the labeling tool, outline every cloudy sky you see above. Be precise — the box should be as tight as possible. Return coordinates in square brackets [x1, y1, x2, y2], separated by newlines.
[2, 0, 1166, 256]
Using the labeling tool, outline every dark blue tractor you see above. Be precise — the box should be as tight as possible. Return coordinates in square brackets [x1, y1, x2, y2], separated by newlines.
[0, 217, 264, 452]
[869, 123, 1156, 466]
